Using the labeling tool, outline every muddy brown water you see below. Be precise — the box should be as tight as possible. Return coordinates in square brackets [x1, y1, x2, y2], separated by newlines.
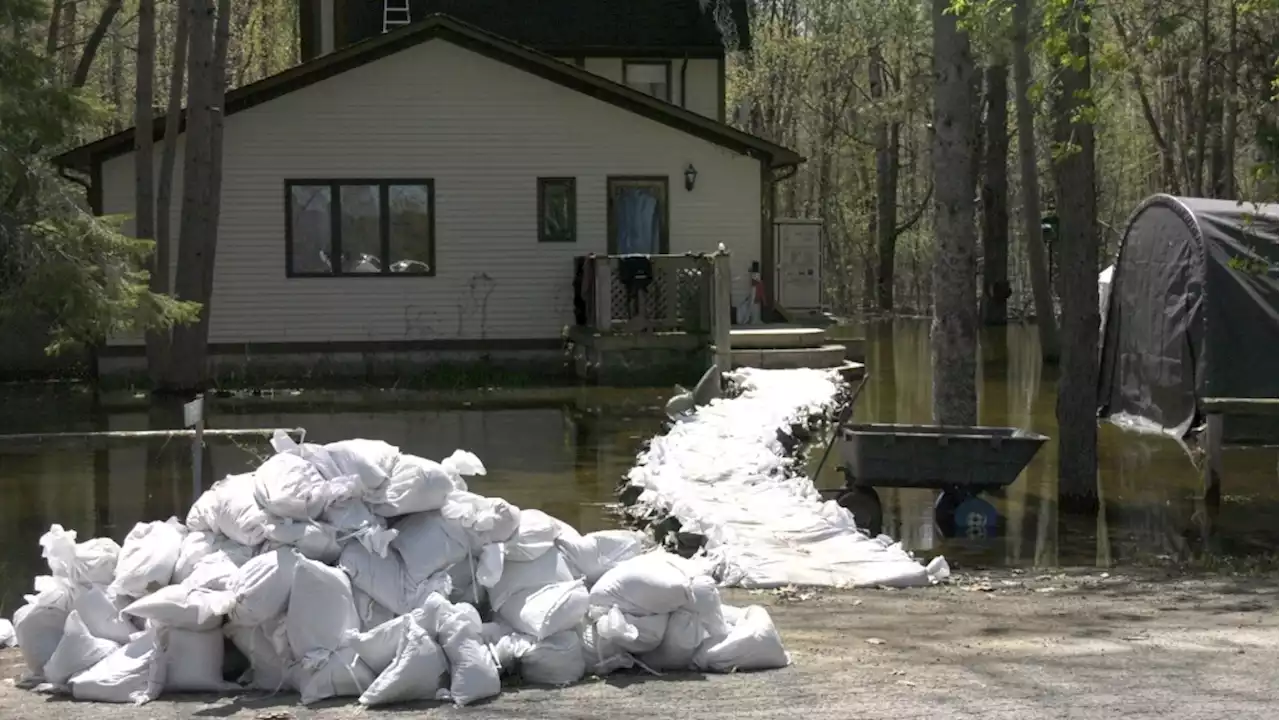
[0, 319, 1274, 614]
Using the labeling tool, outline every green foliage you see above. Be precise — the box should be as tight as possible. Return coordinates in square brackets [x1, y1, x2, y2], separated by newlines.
[0, 0, 198, 355]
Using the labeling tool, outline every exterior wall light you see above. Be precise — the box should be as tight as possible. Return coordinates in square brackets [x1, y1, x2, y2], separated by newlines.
[684, 163, 698, 191]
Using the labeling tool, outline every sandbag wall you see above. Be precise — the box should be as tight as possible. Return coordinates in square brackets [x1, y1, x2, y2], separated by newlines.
[2, 431, 789, 706]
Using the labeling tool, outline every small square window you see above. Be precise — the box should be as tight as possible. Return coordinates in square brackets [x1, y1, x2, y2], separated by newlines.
[623, 61, 670, 102]
[538, 177, 576, 243]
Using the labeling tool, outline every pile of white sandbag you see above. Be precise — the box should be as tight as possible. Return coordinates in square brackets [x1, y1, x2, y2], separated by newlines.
[3, 431, 790, 707]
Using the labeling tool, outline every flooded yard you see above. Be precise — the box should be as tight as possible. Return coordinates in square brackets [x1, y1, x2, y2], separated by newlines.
[0, 319, 1274, 615]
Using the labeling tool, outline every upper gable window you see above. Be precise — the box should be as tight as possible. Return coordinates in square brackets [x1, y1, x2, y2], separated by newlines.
[623, 61, 671, 103]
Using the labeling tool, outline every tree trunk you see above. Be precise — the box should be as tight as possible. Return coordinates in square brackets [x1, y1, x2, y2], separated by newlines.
[72, 0, 124, 89]
[1192, 0, 1211, 196]
[46, 0, 63, 58]
[1050, 0, 1099, 508]
[135, 0, 156, 245]
[871, 45, 900, 313]
[930, 0, 978, 427]
[166, 0, 217, 392]
[1218, 3, 1238, 198]
[981, 63, 1010, 326]
[151, 0, 191, 384]
[1012, 0, 1059, 362]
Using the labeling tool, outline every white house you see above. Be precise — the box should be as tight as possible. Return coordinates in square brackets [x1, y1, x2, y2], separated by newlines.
[54, 11, 803, 370]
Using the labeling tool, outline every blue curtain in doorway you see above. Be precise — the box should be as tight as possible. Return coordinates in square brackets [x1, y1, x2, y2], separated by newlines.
[615, 187, 660, 254]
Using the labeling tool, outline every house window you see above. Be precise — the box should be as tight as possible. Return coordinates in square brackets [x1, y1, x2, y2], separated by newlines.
[623, 61, 670, 102]
[607, 176, 669, 255]
[285, 179, 434, 276]
[538, 177, 576, 243]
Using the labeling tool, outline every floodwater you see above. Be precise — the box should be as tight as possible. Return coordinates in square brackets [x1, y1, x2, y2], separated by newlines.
[0, 319, 1275, 613]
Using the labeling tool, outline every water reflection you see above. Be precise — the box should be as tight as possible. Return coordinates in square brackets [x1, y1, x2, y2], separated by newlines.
[0, 319, 1275, 615]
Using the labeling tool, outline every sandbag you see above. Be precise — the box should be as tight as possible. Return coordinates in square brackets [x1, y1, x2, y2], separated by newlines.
[358, 621, 448, 706]
[555, 525, 647, 586]
[492, 630, 584, 686]
[0, 619, 14, 648]
[344, 611, 423, 675]
[430, 598, 501, 706]
[351, 587, 397, 631]
[226, 617, 293, 691]
[579, 622, 635, 677]
[323, 498, 398, 557]
[389, 511, 469, 585]
[638, 609, 704, 670]
[163, 628, 234, 692]
[122, 585, 235, 631]
[12, 575, 75, 678]
[263, 519, 342, 563]
[68, 627, 166, 705]
[440, 491, 521, 549]
[73, 585, 136, 644]
[286, 557, 360, 658]
[253, 451, 357, 521]
[692, 605, 789, 672]
[589, 551, 695, 616]
[502, 509, 561, 562]
[172, 531, 253, 584]
[366, 454, 456, 517]
[496, 578, 589, 640]
[180, 552, 242, 592]
[185, 472, 270, 547]
[339, 542, 450, 616]
[440, 449, 486, 491]
[44, 611, 121, 686]
[270, 429, 345, 480]
[39, 525, 120, 586]
[689, 574, 728, 639]
[227, 549, 298, 626]
[594, 607, 669, 654]
[487, 548, 573, 612]
[323, 438, 400, 492]
[292, 646, 374, 705]
[110, 519, 185, 598]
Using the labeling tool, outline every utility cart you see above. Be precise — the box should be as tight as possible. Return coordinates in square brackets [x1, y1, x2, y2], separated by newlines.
[833, 423, 1049, 538]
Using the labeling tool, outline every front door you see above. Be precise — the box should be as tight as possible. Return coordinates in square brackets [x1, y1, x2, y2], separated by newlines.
[776, 220, 823, 310]
[607, 177, 669, 255]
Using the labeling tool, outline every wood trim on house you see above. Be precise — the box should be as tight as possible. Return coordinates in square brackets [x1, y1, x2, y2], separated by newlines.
[97, 338, 564, 357]
[605, 176, 670, 255]
[716, 55, 726, 123]
[54, 15, 803, 174]
[536, 177, 577, 243]
[283, 178, 437, 278]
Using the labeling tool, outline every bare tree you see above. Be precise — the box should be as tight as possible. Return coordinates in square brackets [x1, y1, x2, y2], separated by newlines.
[981, 62, 1010, 326]
[1050, 0, 1099, 506]
[72, 0, 124, 89]
[1012, 0, 1059, 362]
[136, 0, 157, 314]
[930, 0, 978, 426]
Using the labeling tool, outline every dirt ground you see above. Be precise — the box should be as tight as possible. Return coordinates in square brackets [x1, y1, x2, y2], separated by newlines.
[2, 569, 1275, 720]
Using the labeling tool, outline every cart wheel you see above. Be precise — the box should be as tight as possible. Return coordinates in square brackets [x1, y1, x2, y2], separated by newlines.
[953, 495, 999, 539]
[837, 487, 883, 536]
[933, 490, 965, 538]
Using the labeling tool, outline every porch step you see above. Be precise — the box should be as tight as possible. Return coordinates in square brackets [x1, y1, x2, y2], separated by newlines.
[729, 327, 827, 349]
[724, 343, 851, 370]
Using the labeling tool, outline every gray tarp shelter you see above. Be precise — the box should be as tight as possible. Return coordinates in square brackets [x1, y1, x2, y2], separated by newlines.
[1098, 195, 1279, 438]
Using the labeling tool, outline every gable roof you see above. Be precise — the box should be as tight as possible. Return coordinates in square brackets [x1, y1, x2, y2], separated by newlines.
[326, 0, 752, 59]
[54, 13, 800, 173]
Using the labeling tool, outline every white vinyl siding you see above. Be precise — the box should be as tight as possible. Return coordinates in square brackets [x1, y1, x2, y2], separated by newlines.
[99, 39, 761, 346]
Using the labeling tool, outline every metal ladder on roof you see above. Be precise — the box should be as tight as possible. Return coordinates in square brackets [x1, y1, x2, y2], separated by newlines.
[383, 0, 412, 33]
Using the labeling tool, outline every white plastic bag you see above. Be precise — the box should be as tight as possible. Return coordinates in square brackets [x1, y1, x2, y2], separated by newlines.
[366, 454, 456, 517]
[692, 605, 789, 672]
[226, 617, 293, 691]
[496, 578, 589, 640]
[323, 438, 400, 492]
[430, 599, 501, 706]
[253, 451, 357, 521]
[344, 611, 422, 675]
[122, 585, 235, 631]
[589, 551, 695, 616]
[163, 628, 235, 692]
[389, 511, 470, 585]
[68, 627, 166, 705]
[440, 449, 486, 489]
[44, 611, 121, 686]
[502, 509, 561, 562]
[487, 549, 573, 611]
[186, 472, 271, 547]
[74, 585, 137, 644]
[12, 575, 75, 677]
[227, 549, 298, 626]
[39, 525, 120, 586]
[358, 621, 448, 706]
[110, 519, 185, 598]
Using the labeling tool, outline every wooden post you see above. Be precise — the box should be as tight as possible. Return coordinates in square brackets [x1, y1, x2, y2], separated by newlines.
[183, 394, 206, 497]
[593, 256, 613, 332]
[712, 251, 732, 375]
[1203, 412, 1223, 504]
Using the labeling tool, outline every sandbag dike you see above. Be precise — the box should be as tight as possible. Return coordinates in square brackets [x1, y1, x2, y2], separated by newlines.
[618, 367, 950, 589]
[2, 434, 790, 707]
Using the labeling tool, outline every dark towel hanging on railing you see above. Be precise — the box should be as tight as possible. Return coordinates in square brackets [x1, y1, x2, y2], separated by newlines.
[618, 255, 655, 321]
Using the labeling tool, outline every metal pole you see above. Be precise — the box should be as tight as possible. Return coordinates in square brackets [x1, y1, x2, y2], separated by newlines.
[184, 394, 206, 498]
